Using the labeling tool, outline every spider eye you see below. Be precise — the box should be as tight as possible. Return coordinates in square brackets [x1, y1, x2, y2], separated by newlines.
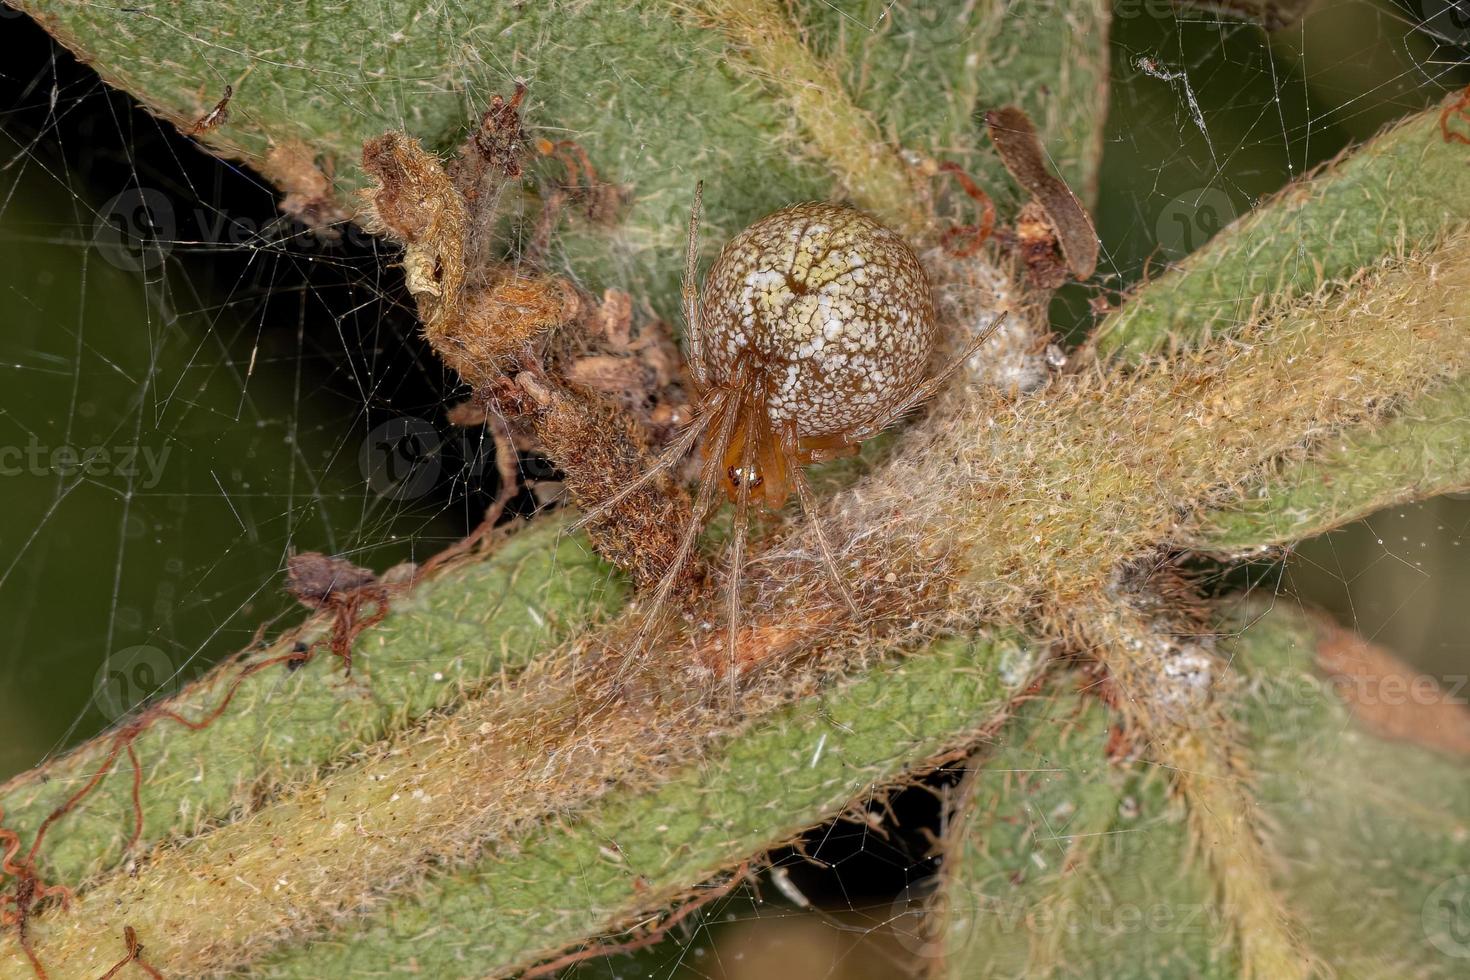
[727, 465, 764, 490]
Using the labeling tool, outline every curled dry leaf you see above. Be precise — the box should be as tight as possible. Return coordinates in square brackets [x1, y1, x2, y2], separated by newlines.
[986, 105, 1099, 283]
[284, 553, 380, 609]
[360, 110, 698, 593]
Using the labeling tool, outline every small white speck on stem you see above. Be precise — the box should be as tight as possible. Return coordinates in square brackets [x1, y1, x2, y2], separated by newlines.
[809, 731, 828, 768]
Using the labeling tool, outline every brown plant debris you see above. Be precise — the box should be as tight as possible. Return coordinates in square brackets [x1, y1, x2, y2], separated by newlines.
[0, 808, 70, 979]
[96, 926, 162, 980]
[535, 137, 626, 227]
[448, 82, 530, 271]
[185, 83, 231, 137]
[933, 161, 997, 257]
[986, 106, 1098, 282]
[450, 82, 528, 185]
[260, 141, 347, 229]
[1314, 617, 1470, 757]
[510, 370, 700, 594]
[285, 552, 391, 675]
[360, 118, 700, 593]
[1442, 83, 1470, 145]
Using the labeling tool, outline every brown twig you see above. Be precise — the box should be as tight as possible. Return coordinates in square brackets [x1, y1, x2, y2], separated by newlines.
[96, 925, 163, 980]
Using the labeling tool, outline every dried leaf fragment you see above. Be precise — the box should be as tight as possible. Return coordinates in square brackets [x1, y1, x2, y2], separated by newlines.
[286, 553, 379, 609]
[986, 106, 1098, 281]
[261, 141, 347, 229]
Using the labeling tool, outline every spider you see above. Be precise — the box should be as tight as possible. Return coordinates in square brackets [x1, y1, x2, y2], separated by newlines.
[572, 185, 998, 693]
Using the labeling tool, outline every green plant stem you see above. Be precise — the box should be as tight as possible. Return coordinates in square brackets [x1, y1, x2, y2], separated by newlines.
[0, 524, 621, 886]
[253, 634, 1036, 978]
[931, 602, 1470, 979]
[1193, 376, 1470, 552]
[1094, 97, 1470, 358]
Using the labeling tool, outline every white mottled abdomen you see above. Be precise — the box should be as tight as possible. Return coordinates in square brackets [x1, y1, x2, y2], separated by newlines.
[699, 202, 936, 439]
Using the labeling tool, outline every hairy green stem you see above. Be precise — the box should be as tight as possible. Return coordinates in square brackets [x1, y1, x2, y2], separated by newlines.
[932, 603, 1470, 979]
[0, 525, 620, 886]
[1094, 97, 1470, 358]
[1194, 376, 1470, 552]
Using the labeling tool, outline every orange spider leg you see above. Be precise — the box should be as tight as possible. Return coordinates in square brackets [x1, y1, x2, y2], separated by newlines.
[1441, 85, 1470, 145]
[724, 418, 756, 703]
[936, 161, 997, 256]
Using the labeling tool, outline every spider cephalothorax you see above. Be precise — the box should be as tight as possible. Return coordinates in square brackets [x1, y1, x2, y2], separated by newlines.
[574, 187, 994, 692]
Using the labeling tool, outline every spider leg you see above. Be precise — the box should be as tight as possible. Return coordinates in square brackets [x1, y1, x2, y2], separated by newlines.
[644, 393, 740, 613]
[725, 423, 756, 705]
[788, 458, 864, 621]
[682, 181, 708, 391]
[564, 401, 719, 535]
[781, 422, 863, 620]
[844, 311, 1008, 444]
[618, 388, 743, 677]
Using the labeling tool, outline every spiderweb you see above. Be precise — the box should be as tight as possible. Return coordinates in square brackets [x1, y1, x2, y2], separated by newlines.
[0, 2, 1466, 977]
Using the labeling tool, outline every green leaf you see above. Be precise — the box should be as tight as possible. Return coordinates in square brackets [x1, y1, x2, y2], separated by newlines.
[252, 634, 1039, 978]
[1095, 99, 1470, 359]
[931, 604, 1470, 978]
[1194, 376, 1470, 552]
[0, 522, 623, 886]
